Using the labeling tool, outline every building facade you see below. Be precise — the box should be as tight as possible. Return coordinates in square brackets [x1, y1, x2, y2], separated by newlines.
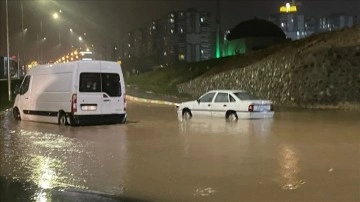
[122, 8, 215, 72]
[268, 1, 356, 40]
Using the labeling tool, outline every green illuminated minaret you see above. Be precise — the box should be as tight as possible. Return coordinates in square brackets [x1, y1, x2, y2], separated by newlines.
[215, 0, 221, 58]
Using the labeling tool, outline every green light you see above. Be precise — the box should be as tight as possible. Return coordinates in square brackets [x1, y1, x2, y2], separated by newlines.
[215, 26, 221, 58]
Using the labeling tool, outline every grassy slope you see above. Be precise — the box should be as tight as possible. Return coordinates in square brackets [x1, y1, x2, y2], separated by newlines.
[126, 57, 232, 96]
[125, 25, 359, 96]
[125, 42, 290, 96]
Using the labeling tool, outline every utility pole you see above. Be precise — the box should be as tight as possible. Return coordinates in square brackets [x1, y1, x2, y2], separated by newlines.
[6, 0, 12, 101]
[21, 1, 25, 76]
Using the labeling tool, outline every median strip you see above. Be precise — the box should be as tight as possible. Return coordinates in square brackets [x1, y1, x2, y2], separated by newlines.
[126, 95, 178, 106]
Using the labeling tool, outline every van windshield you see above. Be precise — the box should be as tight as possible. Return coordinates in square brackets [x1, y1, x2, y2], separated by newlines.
[79, 73, 121, 97]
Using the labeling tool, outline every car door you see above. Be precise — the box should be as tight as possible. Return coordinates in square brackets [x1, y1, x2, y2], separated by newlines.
[211, 92, 229, 117]
[191, 92, 215, 117]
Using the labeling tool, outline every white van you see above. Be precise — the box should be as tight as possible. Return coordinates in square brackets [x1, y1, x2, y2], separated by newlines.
[13, 60, 127, 126]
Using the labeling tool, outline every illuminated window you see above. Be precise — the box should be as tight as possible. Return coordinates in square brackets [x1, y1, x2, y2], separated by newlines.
[170, 18, 174, 23]
[171, 29, 174, 34]
[291, 18, 294, 23]
[201, 50, 204, 54]
[128, 54, 131, 58]
[200, 17, 204, 23]
[164, 51, 167, 56]
[180, 28, 183, 33]
[152, 25, 156, 30]
[281, 22, 285, 27]
[171, 13, 174, 17]
[128, 44, 131, 47]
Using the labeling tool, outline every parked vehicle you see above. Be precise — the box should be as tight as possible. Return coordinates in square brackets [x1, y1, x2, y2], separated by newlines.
[12, 61, 127, 126]
[176, 90, 274, 120]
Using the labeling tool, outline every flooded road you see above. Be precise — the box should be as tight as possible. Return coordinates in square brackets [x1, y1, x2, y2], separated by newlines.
[0, 102, 359, 201]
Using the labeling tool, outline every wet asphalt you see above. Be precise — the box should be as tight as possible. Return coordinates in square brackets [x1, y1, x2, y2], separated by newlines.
[0, 102, 359, 201]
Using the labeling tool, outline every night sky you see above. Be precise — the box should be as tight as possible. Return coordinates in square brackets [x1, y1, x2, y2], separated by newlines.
[1, 0, 359, 62]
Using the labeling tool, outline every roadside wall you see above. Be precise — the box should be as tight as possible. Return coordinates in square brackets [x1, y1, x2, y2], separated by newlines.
[177, 27, 360, 110]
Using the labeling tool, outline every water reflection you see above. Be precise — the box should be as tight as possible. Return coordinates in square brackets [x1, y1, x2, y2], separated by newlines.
[178, 117, 274, 136]
[0, 111, 89, 202]
[277, 143, 305, 190]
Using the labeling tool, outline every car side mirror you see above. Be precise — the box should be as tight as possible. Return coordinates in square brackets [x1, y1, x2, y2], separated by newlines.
[197, 99, 200, 104]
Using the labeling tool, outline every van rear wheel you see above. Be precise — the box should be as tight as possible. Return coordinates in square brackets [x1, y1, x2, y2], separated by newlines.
[58, 112, 67, 126]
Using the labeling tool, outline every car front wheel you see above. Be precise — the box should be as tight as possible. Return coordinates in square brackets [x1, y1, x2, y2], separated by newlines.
[182, 109, 192, 120]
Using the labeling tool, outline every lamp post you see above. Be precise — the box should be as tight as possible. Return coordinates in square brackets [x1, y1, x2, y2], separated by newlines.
[6, 0, 11, 101]
[21, 1, 25, 77]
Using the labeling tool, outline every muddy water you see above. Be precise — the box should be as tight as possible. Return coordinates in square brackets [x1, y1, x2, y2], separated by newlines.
[0, 103, 359, 201]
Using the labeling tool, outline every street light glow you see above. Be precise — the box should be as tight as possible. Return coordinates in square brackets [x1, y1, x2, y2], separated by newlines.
[53, 12, 59, 19]
[78, 36, 83, 41]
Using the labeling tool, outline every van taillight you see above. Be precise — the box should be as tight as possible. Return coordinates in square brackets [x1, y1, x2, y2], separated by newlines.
[124, 95, 126, 111]
[71, 94, 77, 113]
[248, 104, 254, 112]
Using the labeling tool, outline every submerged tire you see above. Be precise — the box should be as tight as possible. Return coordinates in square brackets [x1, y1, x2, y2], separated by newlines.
[182, 109, 192, 120]
[226, 111, 238, 121]
[58, 112, 67, 126]
[121, 116, 127, 124]
[13, 107, 21, 121]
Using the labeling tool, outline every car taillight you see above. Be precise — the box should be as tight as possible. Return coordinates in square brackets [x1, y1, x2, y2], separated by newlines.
[248, 104, 254, 112]
[71, 94, 77, 113]
[124, 95, 126, 111]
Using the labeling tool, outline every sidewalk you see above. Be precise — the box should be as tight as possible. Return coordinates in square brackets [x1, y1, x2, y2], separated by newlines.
[125, 85, 191, 105]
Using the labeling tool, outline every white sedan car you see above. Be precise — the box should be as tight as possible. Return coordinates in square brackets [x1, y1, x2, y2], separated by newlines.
[176, 90, 274, 120]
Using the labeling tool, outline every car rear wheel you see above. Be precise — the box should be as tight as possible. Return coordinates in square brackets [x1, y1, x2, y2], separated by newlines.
[58, 111, 67, 126]
[226, 111, 238, 121]
[13, 107, 21, 121]
[182, 109, 192, 120]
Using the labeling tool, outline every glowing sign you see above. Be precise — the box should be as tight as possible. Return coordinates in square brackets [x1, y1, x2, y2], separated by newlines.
[280, 3, 297, 13]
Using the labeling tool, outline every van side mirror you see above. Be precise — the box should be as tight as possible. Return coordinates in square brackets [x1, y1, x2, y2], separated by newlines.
[13, 85, 20, 95]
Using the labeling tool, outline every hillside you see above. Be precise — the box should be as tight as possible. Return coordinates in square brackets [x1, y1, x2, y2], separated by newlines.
[127, 26, 360, 109]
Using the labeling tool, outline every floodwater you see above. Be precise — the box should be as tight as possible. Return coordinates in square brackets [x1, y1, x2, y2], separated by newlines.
[0, 102, 359, 201]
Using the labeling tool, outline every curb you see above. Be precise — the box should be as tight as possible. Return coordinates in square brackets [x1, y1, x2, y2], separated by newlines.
[126, 95, 179, 106]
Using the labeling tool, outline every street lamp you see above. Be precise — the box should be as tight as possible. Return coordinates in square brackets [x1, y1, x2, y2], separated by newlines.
[52, 12, 59, 19]
[6, 0, 11, 101]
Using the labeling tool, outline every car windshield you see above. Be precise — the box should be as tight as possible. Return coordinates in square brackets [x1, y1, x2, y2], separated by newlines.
[233, 92, 258, 100]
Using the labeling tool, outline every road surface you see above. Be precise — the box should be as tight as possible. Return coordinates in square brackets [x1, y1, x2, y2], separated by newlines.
[0, 102, 359, 201]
